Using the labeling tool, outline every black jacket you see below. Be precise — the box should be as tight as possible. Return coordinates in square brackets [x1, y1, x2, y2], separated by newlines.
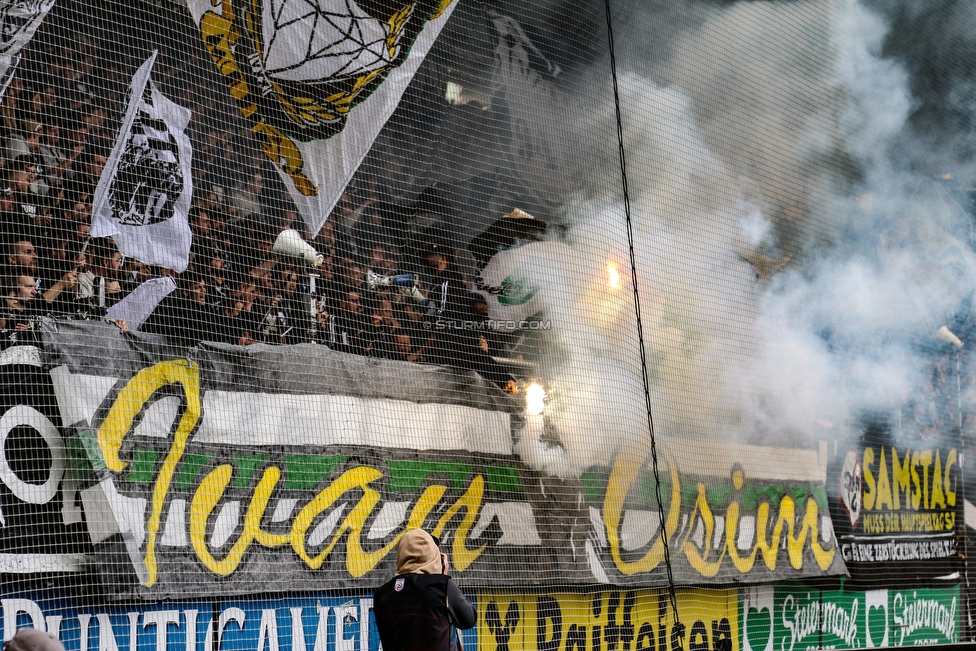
[373, 573, 476, 651]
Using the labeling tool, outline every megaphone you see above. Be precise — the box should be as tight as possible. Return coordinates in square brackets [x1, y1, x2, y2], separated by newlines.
[936, 325, 964, 348]
[273, 229, 323, 267]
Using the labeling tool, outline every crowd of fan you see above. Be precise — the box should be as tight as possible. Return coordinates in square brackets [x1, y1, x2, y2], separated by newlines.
[0, 28, 516, 390]
[891, 348, 976, 441]
[891, 354, 958, 440]
[11, 8, 976, 413]
[0, 30, 120, 342]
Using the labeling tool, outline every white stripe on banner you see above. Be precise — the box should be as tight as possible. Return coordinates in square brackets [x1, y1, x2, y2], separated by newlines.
[49, 370, 512, 455]
[0, 553, 88, 573]
[49, 366, 116, 428]
[0, 345, 41, 367]
[470, 502, 542, 546]
[155, 498, 542, 549]
[197, 390, 512, 454]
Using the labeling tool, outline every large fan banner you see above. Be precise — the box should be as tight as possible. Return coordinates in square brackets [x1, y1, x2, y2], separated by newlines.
[183, 0, 458, 236]
[827, 426, 964, 586]
[91, 52, 194, 273]
[0, 320, 850, 598]
[0, 0, 55, 102]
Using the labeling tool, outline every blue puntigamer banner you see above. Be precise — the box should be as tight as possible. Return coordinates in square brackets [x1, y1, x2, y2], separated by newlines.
[0, 591, 479, 651]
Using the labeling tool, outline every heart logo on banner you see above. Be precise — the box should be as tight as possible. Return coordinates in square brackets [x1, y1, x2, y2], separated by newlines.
[744, 607, 773, 651]
[865, 590, 889, 648]
[839, 450, 862, 528]
[742, 586, 774, 651]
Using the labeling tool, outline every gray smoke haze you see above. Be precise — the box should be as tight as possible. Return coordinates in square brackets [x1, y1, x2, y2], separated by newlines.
[753, 0, 976, 436]
[862, 0, 976, 176]
[514, 0, 976, 476]
[87, 0, 975, 476]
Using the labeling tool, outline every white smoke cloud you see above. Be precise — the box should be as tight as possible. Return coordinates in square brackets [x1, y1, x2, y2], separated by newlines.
[750, 0, 976, 442]
[513, 0, 975, 476]
[515, 75, 765, 476]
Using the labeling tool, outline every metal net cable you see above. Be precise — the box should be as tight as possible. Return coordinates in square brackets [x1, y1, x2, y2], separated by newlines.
[602, 0, 679, 616]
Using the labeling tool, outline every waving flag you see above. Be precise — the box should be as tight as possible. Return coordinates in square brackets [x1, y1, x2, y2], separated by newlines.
[184, 0, 457, 235]
[0, 0, 56, 101]
[91, 52, 194, 272]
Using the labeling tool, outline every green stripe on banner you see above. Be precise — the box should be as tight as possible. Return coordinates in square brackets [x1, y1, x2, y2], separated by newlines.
[484, 465, 523, 493]
[79, 428, 107, 471]
[581, 471, 608, 502]
[233, 454, 270, 488]
[175, 453, 213, 490]
[744, 486, 788, 509]
[593, 473, 666, 506]
[283, 455, 347, 490]
[127, 449, 160, 484]
[810, 487, 829, 508]
[387, 460, 473, 491]
[685, 482, 800, 509]
[115, 452, 528, 494]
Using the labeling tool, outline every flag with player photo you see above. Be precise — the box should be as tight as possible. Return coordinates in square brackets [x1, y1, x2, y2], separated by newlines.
[91, 51, 194, 272]
[183, 0, 458, 236]
[0, 0, 56, 102]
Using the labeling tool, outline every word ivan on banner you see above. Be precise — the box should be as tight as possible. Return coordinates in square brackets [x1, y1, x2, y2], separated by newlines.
[2, 352, 843, 594]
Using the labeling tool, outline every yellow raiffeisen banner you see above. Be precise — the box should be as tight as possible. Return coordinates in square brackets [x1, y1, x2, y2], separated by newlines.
[477, 588, 738, 651]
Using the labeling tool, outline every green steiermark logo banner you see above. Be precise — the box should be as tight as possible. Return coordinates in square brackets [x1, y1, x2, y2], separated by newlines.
[740, 582, 959, 650]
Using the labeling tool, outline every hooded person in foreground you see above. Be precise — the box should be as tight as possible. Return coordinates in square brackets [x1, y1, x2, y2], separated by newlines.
[373, 529, 476, 651]
[4, 629, 66, 651]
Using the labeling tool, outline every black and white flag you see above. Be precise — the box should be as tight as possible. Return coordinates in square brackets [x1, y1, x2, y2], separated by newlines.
[92, 52, 193, 272]
[184, 0, 457, 236]
[0, 0, 55, 102]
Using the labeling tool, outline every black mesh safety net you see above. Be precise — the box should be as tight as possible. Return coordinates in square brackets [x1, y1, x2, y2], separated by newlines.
[0, 0, 974, 649]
